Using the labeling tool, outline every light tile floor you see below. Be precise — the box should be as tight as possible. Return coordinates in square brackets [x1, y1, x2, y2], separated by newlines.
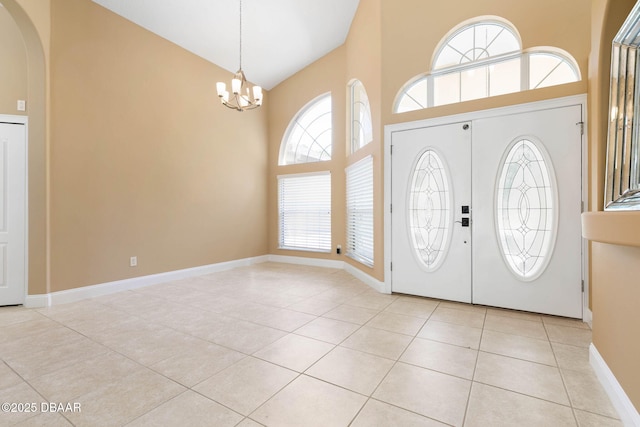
[0, 263, 622, 426]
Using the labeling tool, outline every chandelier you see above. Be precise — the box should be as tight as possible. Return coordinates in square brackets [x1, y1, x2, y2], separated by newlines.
[216, 0, 262, 112]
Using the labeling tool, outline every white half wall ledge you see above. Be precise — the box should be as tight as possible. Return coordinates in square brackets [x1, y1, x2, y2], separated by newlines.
[23, 254, 385, 308]
[590, 344, 640, 427]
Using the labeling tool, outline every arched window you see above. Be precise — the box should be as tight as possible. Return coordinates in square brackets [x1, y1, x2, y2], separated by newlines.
[433, 21, 520, 69]
[279, 94, 332, 165]
[528, 51, 581, 90]
[350, 80, 373, 153]
[394, 18, 581, 113]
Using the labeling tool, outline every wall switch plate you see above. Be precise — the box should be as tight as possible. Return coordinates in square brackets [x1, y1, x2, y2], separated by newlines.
[130, 256, 137, 267]
[17, 100, 26, 111]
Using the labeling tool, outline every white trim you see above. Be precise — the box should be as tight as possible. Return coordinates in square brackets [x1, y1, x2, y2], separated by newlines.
[24, 255, 269, 308]
[23, 255, 386, 308]
[344, 263, 386, 293]
[590, 344, 640, 426]
[267, 254, 343, 270]
[268, 255, 385, 293]
[1, 115, 29, 307]
[584, 307, 593, 329]
[24, 294, 48, 308]
[385, 94, 588, 299]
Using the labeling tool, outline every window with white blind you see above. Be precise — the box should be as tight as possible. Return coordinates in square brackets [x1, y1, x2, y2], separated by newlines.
[346, 156, 374, 266]
[278, 172, 332, 252]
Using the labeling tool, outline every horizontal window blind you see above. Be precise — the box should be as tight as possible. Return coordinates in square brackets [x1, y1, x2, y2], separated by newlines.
[346, 156, 374, 266]
[278, 172, 331, 252]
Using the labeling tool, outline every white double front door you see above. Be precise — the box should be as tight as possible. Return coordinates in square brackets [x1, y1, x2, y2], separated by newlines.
[0, 121, 27, 306]
[390, 102, 583, 318]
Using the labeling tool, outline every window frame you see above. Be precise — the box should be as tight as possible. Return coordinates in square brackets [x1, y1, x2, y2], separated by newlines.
[346, 155, 374, 267]
[278, 93, 332, 165]
[393, 18, 581, 114]
[349, 80, 373, 154]
[277, 171, 332, 253]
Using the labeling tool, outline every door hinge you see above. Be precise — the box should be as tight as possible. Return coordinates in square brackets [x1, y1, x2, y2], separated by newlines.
[390, 204, 393, 213]
[390, 262, 393, 271]
[390, 145, 393, 155]
[581, 280, 584, 292]
[576, 121, 584, 135]
[581, 201, 584, 213]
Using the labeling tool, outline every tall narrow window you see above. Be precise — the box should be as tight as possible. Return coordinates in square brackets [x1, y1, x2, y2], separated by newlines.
[346, 156, 374, 266]
[279, 94, 332, 165]
[350, 80, 373, 153]
[278, 172, 331, 252]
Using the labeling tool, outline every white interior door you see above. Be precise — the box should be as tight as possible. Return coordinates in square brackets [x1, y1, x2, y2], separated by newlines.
[472, 106, 583, 317]
[0, 122, 27, 306]
[391, 122, 472, 302]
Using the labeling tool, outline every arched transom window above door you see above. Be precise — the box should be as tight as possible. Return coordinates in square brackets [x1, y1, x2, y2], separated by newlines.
[394, 18, 581, 113]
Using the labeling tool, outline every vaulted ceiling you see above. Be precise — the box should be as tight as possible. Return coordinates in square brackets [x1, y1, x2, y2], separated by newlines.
[91, 0, 360, 90]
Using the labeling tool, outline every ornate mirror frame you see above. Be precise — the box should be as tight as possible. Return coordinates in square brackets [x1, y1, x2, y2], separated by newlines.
[605, 1, 640, 210]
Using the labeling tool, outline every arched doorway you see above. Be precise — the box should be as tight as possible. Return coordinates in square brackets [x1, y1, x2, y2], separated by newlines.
[1, 0, 47, 301]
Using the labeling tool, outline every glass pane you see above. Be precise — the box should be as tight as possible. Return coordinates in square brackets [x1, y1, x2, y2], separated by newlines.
[395, 78, 428, 113]
[487, 26, 520, 56]
[529, 53, 579, 89]
[409, 150, 451, 271]
[496, 139, 556, 280]
[434, 72, 460, 106]
[351, 81, 373, 152]
[461, 65, 488, 102]
[279, 94, 332, 165]
[435, 23, 520, 69]
[489, 57, 521, 96]
[435, 45, 463, 69]
[448, 27, 475, 64]
[279, 173, 331, 251]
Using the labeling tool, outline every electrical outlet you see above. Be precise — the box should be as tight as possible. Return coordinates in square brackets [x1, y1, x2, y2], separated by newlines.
[337, 245, 342, 255]
[17, 100, 26, 111]
[130, 256, 137, 267]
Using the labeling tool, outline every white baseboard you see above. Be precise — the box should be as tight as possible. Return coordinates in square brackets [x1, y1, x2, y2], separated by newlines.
[24, 294, 50, 308]
[267, 254, 384, 294]
[343, 263, 386, 293]
[584, 307, 593, 329]
[590, 344, 640, 426]
[25, 255, 269, 308]
[24, 255, 384, 308]
[267, 254, 344, 270]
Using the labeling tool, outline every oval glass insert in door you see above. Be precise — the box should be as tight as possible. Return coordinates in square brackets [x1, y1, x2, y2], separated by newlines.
[408, 149, 452, 271]
[495, 138, 557, 281]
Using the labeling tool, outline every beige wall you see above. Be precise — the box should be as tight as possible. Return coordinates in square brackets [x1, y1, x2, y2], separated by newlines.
[592, 242, 640, 409]
[345, 0, 383, 280]
[0, 5, 27, 114]
[589, 0, 640, 412]
[267, 46, 347, 264]
[267, 0, 385, 280]
[48, 0, 268, 291]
